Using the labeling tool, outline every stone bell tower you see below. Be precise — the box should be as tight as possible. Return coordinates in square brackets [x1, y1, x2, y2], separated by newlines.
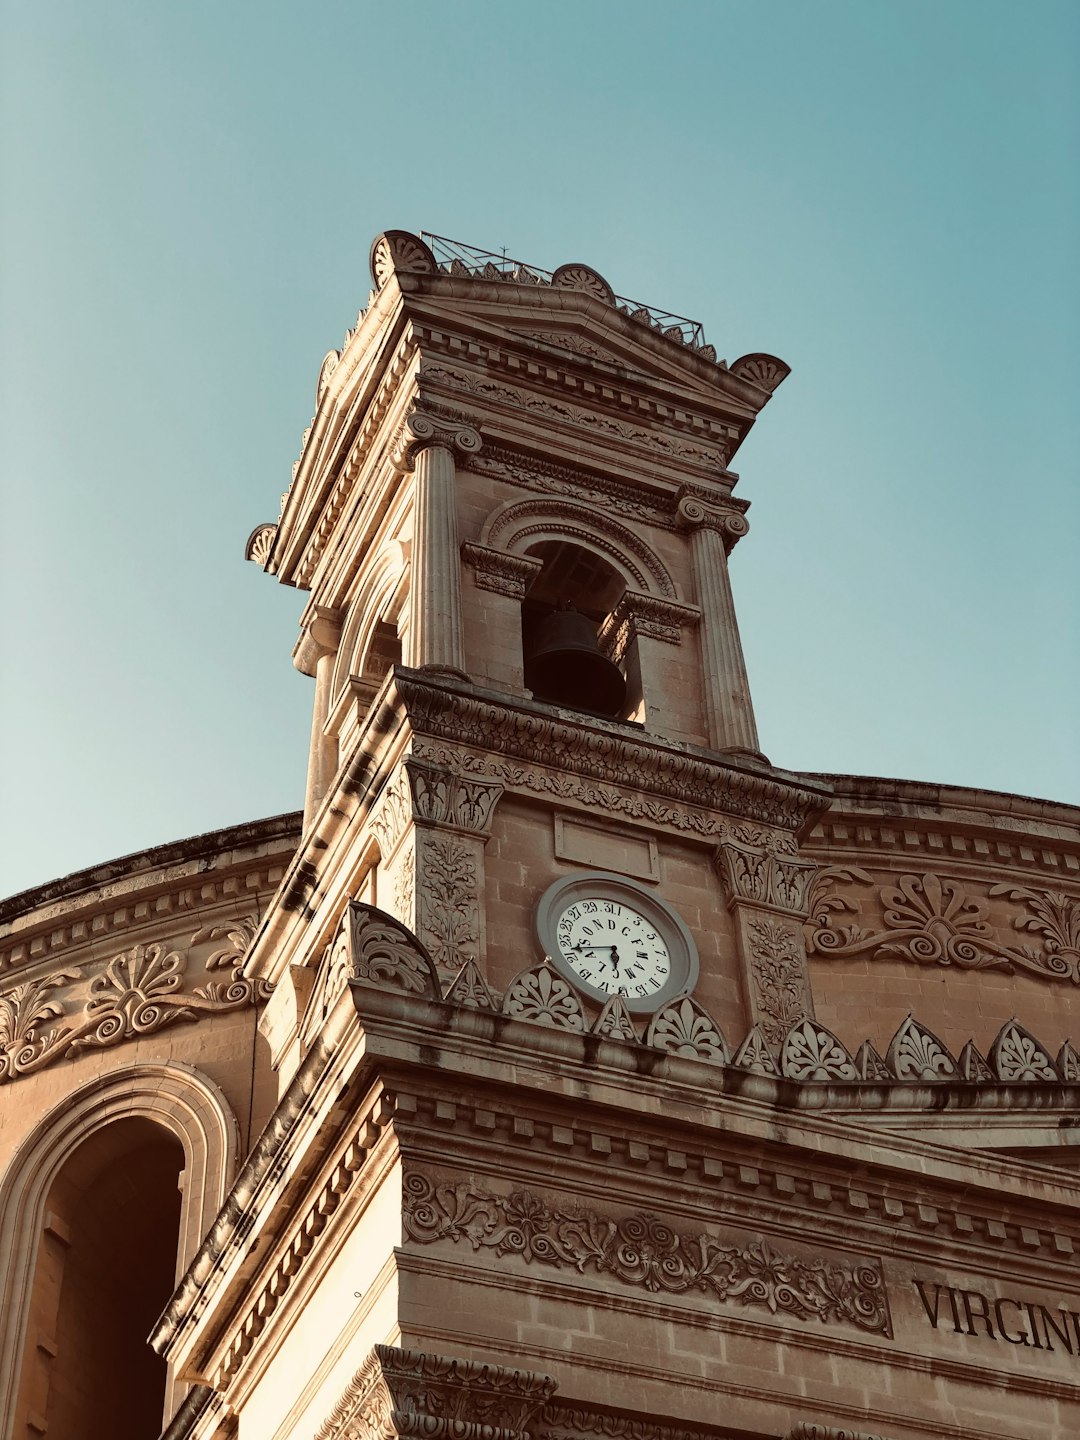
[154, 233, 947, 1440]
[237, 229, 824, 1085]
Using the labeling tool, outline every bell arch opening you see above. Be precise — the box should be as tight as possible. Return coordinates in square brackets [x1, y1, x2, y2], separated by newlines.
[521, 540, 641, 721]
[14, 1117, 184, 1440]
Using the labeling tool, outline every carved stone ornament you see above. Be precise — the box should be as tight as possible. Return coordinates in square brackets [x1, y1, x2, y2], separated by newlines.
[989, 1019, 1057, 1082]
[747, 915, 809, 1046]
[341, 901, 441, 1001]
[0, 928, 272, 1086]
[1059, 1040, 1080, 1081]
[391, 409, 482, 474]
[470, 446, 681, 531]
[886, 1017, 957, 1082]
[675, 492, 750, 553]
[244, 523, 277, 567]
[442, 957, 497, 1011]
[502, 963, 587, 1032]
[313, 1343, 557, 1440]
[780, 1020, 857, 1082]
[644, 996, 728, 1064]
[551, 262, 616, 306]
[732, 1025, 780, 1076]
[421, 836, 481, 973]
[538, 1403, 714, 1440]
[807, 869, 1080, 985]
[854, 1041, 891, 1081]
[786, 1426, 892, 1440]
[403, 1171, 891, 1335]
[316, 348, 340, 406]
[461, 542, 542, 600]
[957, 1040, 994, 1082]
[370, 761, 504, 860]
[717, 842, 816, 917]
[591, 993, 638, 1042]
[369, 230, 438, 289]
[729, 352, 792, 394]
[597, 591, 699, 665]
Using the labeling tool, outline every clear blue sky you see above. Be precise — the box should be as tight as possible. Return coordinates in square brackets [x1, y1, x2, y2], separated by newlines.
[2, 1, 1078, 898]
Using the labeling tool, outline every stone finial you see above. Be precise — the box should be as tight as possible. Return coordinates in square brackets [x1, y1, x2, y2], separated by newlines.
[369, 230, 437, 290]
[729, 352, 792, 394]
[245, 523, 277, 567]
[390, 410, 483, 474]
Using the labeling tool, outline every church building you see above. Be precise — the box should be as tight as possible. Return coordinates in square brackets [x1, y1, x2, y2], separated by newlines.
[1, 230, 1078, 1440]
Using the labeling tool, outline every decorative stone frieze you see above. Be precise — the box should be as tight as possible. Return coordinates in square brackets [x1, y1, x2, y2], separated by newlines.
[469, 447, 681, 531]
[786, 1426, 891, 1440]
[314, 1344, 557, 1440]
[402, 1171, 891, 1335]
[0, 925, 272, 1085]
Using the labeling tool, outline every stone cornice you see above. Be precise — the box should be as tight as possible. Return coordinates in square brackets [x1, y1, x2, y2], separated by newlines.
[391, 670, 830, 832]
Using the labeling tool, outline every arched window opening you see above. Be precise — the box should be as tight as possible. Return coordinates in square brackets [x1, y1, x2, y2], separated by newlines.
[16, 1118, 184, 1440]
[355, 614, 403, 711]
[521, 541, 641, 721]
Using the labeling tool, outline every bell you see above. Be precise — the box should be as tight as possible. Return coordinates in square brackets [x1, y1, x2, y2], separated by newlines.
[525, 608, 626, 716]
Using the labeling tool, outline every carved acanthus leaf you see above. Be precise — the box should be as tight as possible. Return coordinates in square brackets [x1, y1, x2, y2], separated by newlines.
[344, 902, 441, 999]
[747, 916, 808, 1046]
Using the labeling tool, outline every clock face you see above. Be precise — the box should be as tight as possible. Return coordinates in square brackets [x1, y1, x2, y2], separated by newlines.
[535, 871, 699, 1014]
[554, 896, 671, 1003]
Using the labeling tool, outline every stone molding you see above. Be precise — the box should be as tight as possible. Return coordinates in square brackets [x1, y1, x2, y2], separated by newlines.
[392, 670, 828, 832]
[0, 918, 272, 1086]
[390, 408, 483, 474]
[804, 811, 1080, 884]
[401, 1170, 891, 1336]
[598, 592, 700, 663]
[468, 446, 688, 532]
[537, 1405, 723, 1440]
[717, 841, 817, 918]
[462, 543, 543, 599]
[806, 867, 1080, 985]
[314, 1344, 557, 1440]
[389, 1088, 1079, 1263]
[786, 1428, 891, 1440]
[419, 361, 731, 471]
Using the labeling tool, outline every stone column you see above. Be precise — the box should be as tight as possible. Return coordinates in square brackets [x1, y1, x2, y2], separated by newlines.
[677, 492, 762, 757]
[715, 837, 818, 1048]
[293, 606, 342, 829]
[392, 411, 482, 677]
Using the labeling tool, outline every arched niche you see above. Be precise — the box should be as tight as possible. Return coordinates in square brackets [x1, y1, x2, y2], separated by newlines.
[331, 537, 410, 714]
[0, 1061, 239, 1438]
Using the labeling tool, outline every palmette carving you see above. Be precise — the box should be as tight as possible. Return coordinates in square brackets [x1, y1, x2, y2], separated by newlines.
[0, 972, 78, 1079]
[990, 1020, 1057, 1081]
[781, 1020, 857, 1081]
[886, 1017, 956, 1081]
[503, 964, 587, 1032]
[645, 996, 728, 1063]
[403, 1172, 890, 1334]
[808, 869, 1080, 984]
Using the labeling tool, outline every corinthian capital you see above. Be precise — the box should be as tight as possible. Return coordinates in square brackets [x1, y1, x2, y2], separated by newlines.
[391, 410, 483, 473]
[676, 489, 750, 552]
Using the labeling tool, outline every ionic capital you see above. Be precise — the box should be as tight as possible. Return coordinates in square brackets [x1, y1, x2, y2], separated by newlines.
[391, 410, 482, 473]
[676, 490, 750, 552]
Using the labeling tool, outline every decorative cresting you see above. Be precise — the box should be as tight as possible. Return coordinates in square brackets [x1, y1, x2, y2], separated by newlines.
[886, 1017, 957, 1082]
[806, 868, 1080, 985]
[0, 918, 270, 1085]
[314, 1344, 557, 1440]
[676, 490, 761, 756]
[717, 836, 818, 1047]
[781, 1020, 858, 1082]
[443, 957, 497, 1011]
[732, 1025, 781, 1076]
[370, 758, 503, 978]
[402, 1171, 891, 1336]
[502, 963, 587, 1032]
[591, 993, 638, 1042]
